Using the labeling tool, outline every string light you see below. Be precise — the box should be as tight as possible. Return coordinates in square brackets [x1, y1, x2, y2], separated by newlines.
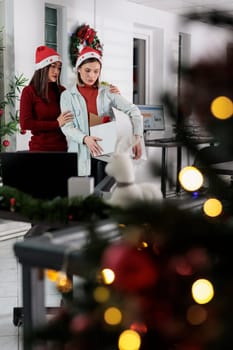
[45, 269, 59, 282]
[101, 268, 115, 284]
[93, 286, 110, 303]
[104, 307, 122, 325]
[56, 271, 73, 293]
[191, 278, 214, 304]
[46, 269, 73, 293]
[203, 198, 223, 217]
[211, 96, 233, 120]
[118, 329, 141, 350]
[179, 166, 204, 191]
[187, 304, 208, 325]
[137, 241, 148, 250]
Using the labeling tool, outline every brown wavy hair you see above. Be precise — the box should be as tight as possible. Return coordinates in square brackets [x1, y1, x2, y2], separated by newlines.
[29, 65, 62, 102]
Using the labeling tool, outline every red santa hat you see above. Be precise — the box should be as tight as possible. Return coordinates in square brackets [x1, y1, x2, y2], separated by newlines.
[75, 46, 102, 70]
[35, 46, 62, 70]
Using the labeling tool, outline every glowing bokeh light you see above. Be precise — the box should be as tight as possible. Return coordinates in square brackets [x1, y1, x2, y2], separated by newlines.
[211, 96, 233, 120]
[93, 286, 110, 303]
[101, 268, 115, 284]
[118, 329, 141, 350]
[191, 279, 214, 304]
[46, 269, 59, 282]
[192, 191, 199, 199]
[173, 256, 193, 276]
[56, 272, 73, 293]
[187, 304, 208, 325]
[179, 166, 204, 191]
[137, 240, 148, 250]
[203, 198, 223, 217]
[104, 307, 122, 325]
[141, 241, 148, 248]
[130, 322, 148, 334]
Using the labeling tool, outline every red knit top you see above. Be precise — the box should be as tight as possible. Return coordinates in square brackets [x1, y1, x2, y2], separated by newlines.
[20, 82, 67, 151]
[78, 85, 110, 124]
[78, 85, 98, 116]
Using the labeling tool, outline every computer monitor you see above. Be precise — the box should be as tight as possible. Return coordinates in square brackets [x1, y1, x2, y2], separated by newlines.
[138, 104, 165, 131]
[0, 152, 78, 200]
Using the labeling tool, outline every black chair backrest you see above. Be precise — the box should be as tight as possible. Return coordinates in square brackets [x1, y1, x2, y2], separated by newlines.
[194, 145, 233, 167]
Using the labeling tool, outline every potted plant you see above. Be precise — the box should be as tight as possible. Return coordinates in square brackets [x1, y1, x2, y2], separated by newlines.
[0, 28, 27, 151]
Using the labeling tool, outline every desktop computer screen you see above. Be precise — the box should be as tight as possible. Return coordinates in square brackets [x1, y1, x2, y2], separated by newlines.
[0, 152, 78, 200]
[138, 104, 165, 131]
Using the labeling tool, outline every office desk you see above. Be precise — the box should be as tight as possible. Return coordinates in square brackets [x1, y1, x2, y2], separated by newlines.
[145, 139, 180, 198]
[145, 137, 215, 198]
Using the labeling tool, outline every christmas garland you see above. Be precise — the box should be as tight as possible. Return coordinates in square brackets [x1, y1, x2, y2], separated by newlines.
[0, 185, 112, 224]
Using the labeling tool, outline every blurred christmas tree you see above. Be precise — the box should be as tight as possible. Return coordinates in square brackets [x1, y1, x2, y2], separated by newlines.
[4, 9, 233, 350]
[0, 28, 27, 151]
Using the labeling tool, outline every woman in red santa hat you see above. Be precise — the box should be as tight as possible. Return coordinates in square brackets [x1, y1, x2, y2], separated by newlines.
[60, 24, 143, 183]
[19, 45, 119, 152]
[19, 45, 74, 151]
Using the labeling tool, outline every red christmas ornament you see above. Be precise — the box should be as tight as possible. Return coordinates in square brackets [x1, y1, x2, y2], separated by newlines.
[10, 197, 16, 212]
[101, 241, 159, 293]
[70, 314, 93, 333]
[2, 139, 10, 147]
[0, 109, 4, 117]
[10, 198, 16, 205]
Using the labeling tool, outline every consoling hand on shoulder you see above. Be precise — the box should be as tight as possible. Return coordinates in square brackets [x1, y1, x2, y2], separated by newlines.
[109, 84, 120, 94]
[57, 111, 74, 127]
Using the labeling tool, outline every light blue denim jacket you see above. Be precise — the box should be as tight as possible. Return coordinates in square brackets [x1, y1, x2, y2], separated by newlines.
[60, 84, 143, 176]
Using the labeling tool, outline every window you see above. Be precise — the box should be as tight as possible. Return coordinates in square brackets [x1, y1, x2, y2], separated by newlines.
[45, 6, 58, 50]
[44, 4, 67, 84]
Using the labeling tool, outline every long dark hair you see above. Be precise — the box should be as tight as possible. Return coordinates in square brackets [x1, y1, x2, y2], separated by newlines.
[77, 58, 101, 88]
[29, 65, 62, 102]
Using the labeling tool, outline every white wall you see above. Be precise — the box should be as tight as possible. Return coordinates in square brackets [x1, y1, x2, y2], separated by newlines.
[10, 0, 183, 99]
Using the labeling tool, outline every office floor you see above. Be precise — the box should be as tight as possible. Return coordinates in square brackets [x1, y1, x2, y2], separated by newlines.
[0, 221, 61, 350]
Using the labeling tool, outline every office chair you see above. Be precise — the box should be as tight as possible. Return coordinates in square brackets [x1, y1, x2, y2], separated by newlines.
[193, 144, 233, 189]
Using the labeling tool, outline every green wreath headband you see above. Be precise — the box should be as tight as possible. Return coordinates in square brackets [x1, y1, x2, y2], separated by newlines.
[69, 24, 103, 69]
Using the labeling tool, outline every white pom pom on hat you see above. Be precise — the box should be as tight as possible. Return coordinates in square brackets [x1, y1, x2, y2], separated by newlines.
[35, 46, 62, 71]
